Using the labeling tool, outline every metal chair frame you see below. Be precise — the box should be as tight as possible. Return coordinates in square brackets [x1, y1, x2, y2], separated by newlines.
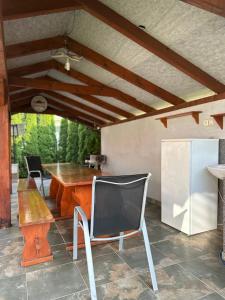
[24, 156, 45, 198]
[73, 173, 158, 300]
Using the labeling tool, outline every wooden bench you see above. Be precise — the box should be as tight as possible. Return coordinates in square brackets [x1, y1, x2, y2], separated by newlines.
[17, 179, 54, 267]
[17, 178, 37, 193]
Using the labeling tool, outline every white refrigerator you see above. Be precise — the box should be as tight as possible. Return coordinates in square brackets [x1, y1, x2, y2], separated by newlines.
[161, 139, 219, 235]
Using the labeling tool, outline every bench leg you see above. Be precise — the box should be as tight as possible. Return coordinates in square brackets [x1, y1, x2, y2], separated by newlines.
[21, 223, 53, 267]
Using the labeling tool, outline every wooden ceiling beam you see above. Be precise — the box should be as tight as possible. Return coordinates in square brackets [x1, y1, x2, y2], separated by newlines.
[8, 60, 54, 77]
[102, 92, 225, 128]
[76, 94, 132, 119]
[77, 0, 225, 93]
[11, 95, 105, 126]
[46, 97, 105, 125]
[8, 76, 154, 112]
[11, 104, 95, 128]
[6, 36, 64, 59]
[8, 76, 133, 97]
[5, 36, 184, 107]
[66, 38, 185, 106]
[2, 0, 82, 20]
[181, 0, 225, 18]
[8, 61, 133, 118]
[45, 90, 118, 122]
[52, 61, 150, 114]
[10, 89, 38, 102]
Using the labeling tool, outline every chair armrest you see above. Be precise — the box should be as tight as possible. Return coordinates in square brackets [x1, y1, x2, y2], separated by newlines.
[75, 206, 88, 224]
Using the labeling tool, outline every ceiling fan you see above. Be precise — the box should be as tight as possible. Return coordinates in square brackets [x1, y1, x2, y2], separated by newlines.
[51, 39, 82, 71]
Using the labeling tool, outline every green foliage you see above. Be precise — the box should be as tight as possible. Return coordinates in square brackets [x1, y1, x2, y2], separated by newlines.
[11, 113, 57, 177]
[58, 118, 68, 162]
[11, 113, 101, 178]
[66, 121, 79, 163]
[77, 124, 101, 164]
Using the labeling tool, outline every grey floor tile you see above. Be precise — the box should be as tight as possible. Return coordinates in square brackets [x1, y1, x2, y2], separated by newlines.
[57, 292, 82, 299]
[76, 252, 135, 287]
[199, 292, 225, 299]
[25, 244, 73, 273]
[153, 234, 208, 263]
[56, 219, 73, 232]
[75, 244, 115, 261]
[48, 228, 64, 246]
[60, 227, 74, 243]
[0, 253, 25, 279]
[118, 244, 176, 273]
[0, 236, 24, 257]
[110, 235, 144, 251]
[0, 226, 22, 240]
[179, 253, 225, 291]
[140, 264, 213, 300]
[147, 223, 180, 244]
[78, 275, 156, 300]
[0, 274, 27, 300]
[26, 262, 86, 300]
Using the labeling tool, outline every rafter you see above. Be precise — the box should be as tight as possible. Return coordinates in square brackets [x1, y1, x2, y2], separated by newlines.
[102, 91, 225, 128]
[45, 97, 105, 125]
[77, 0, 225, 93]
[11, 104, 95, 128]
[181, 0, 225, 18]
[45, 90, 118, 122]
[11, 95, 105, 126]
[5, 36, 185, 106]
[52, 61, 153, 112]
[8, 76, 129, 97]
[9, 75, 153, 112]
[6, 36, 64, 59]
[67, 38, 186, 106]
[2, 0, 82, 20]
[8, 61, 134, 118]
[8, 60, 53, 77]
[10, 89, 38, 102]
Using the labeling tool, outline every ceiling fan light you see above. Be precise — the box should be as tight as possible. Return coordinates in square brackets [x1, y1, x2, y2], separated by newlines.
[65, 58, 70, 71]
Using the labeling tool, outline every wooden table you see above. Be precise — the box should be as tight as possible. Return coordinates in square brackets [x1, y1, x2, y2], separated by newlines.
[42, 163, 107, 219]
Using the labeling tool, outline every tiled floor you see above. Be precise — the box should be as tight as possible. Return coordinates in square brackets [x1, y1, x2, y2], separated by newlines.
[1, 188, 225, 300]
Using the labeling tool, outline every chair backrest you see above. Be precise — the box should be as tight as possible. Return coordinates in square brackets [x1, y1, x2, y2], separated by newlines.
[90, 173, 151, 238]
[25, 156, 43, 177]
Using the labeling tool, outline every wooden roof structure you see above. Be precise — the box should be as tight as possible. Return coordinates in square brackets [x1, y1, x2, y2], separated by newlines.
[1, 0, 225, 129]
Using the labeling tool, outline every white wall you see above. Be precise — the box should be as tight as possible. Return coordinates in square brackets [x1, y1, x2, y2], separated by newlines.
[101, 99, 225, 201]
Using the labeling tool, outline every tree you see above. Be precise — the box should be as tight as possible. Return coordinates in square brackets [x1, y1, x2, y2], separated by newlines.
[58, 118, 68, 162]
[78, 124, 101, 164]
[37, 114, 57, 163]
[66, 121, 79, 163]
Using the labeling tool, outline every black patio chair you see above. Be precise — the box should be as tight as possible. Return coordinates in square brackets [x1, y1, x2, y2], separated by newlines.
[24, 155, 50, 198]
[73, 173, 158, 300]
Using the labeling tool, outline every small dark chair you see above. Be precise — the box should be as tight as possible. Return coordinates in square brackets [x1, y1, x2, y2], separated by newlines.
[73, 173, 158, 300]
[24, 155, 47, 197]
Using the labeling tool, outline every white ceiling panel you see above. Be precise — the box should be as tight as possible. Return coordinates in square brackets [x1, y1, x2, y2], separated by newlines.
[4, 12, 74, 45]
[4, 0, 225, 114]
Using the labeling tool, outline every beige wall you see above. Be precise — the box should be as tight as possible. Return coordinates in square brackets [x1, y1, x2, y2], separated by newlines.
[101, 99, 225, 201]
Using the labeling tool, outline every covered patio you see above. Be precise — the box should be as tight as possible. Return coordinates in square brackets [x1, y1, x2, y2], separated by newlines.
[1, 0, 225, 299]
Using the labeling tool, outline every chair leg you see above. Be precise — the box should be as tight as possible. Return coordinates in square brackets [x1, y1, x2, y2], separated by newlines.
[82, 220, 97, 300]
[73, 210, 78, 260]
[119, 232, 124, 251]
[41, 178, 45, 198]
[142, 219, 158, 292]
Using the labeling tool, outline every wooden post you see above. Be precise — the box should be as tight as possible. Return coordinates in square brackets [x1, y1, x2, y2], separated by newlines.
[0, 3, 11, 228]
[0, 101, 11, 227]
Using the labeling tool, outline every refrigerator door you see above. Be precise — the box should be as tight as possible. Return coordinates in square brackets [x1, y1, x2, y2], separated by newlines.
[161, 141, 191, 234]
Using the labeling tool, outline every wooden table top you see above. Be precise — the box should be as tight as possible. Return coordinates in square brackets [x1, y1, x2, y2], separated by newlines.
[42, 163, 108, 186]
